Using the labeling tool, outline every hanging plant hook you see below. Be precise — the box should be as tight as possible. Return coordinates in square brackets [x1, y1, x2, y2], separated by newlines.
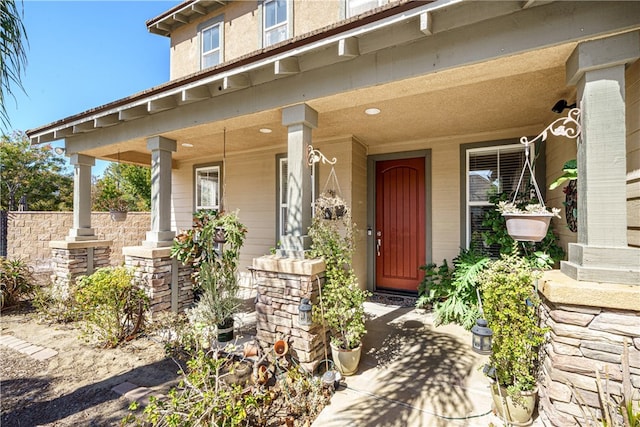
[307, 144, 336, 167]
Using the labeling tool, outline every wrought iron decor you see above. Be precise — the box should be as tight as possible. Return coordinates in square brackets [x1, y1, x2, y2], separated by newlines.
[307, 144, 336, 166]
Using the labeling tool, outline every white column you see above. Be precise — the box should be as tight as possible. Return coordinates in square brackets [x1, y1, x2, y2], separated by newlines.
[561, 31, 640, 285]
[280, 103, 318, 258]
[144, 136, 176, 248]
[66, 154, 95, 241]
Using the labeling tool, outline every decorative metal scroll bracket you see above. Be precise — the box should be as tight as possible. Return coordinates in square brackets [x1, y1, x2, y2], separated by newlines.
[520, 108, 581, 147]
[307, 144, 337, 166]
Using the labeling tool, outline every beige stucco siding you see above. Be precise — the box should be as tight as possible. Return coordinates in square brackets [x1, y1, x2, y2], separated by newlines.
[170, 2, 260, 80]
[293, 1, 341, 36]
[627, 59, 640, 247]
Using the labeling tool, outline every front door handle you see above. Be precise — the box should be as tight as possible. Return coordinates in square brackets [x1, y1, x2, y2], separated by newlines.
[376, 238, 381, 257]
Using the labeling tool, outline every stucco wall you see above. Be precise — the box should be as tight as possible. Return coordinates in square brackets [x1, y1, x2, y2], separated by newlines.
[6, 211, 150, 269]
[169, 1, 344, 80]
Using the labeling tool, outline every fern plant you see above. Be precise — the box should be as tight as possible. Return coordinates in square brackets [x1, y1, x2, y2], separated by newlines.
[416, 249, 490, 330]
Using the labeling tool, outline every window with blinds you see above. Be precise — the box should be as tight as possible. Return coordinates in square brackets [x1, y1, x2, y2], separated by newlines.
[347, 0, 385, 17]
[466, 144, 530, 256]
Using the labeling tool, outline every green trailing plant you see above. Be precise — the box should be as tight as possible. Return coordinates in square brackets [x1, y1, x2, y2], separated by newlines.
[308, 194, 370, 350]
[74, 266, 149, 348]
[482, 192, 565, 268]
[0, 257, 36, 310]
[123, 350, 268, 427]
[172, 210, 247, 340]
[478, 249, 548, 400]
[416, 249, 490, 330]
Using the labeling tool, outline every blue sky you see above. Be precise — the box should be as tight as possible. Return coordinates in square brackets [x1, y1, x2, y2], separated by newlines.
[5, 0, 180, 174]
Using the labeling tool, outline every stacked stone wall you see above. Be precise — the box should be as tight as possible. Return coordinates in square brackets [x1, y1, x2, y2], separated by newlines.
[50, 244, 111, 295]
[539, 298, 640, 426]
[125, 252, 194, 315]
[6, 211, 149, 268]
[253, 263, 326, 372]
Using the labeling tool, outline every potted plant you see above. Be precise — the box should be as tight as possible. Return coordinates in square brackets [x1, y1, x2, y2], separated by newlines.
[107, 196, 131, 222]
[478, 250, 547, 425]
[497, 200, 561, 242]
[172, 210, 247, 343]
[307, 196, 369, 375]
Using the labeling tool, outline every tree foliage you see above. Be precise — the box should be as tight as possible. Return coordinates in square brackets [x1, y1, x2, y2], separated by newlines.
[0, 131, 73, 211]
[0, 0, 28, 131]
[92, 163, 151, 211]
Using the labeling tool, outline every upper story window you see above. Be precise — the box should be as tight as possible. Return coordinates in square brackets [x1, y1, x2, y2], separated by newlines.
[347, 0, 385, 18]
[465, 143, 531, 256]
[195, 164, 221, 211]
[264, 0, 288, 47]
[200, 16, 224, 70]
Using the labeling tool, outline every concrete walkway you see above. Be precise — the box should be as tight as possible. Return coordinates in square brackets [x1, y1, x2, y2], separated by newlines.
[311, 301, 542, 427]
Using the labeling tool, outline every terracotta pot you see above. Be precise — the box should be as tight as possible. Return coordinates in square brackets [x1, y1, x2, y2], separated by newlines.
[503, 213, 552, 242]
[491, 383, 537, 426]
[330, 342, 362, 376]
[274, 339, 288, 357]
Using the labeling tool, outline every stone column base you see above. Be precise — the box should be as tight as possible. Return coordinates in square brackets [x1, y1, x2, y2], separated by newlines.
[49, 240, 112, 296]
[123, 246, 194, 315]
[252, 255, 327, 373]
[538, 270, 640, 426]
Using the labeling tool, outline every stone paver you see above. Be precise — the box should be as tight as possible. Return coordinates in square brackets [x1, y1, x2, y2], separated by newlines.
[0, 335, 58, 361]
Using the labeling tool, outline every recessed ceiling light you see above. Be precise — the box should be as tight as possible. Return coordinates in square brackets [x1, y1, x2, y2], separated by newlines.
[259, 128, 272, 134]
[365, 108, 381, 115]
[181, 143, 194, 147]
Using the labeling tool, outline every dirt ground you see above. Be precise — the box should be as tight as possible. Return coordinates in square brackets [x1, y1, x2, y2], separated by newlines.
[0, 303, 182, 427]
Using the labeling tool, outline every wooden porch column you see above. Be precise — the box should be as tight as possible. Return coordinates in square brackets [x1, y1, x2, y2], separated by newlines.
[143, 136, 176, 248]
[561, 31, 640, 285]
[280, 103, 318, 258]
[66, 154, 95, 241]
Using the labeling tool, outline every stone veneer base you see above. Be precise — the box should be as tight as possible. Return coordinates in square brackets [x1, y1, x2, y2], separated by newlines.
[538, 270, 640, 427]
[252, 255, 327, 373]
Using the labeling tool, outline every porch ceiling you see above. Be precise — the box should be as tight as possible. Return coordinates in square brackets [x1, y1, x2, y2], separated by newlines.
[87, 42, 576, 166]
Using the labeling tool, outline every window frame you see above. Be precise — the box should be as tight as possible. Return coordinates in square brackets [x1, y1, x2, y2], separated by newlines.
[346, 0, 386, 18]
[199, 15, 224, 70]
[194, 162, 223, 212]
[263, 0, 290, 47]
[460, 140, 546, 251]
[275, 154, 318, 245]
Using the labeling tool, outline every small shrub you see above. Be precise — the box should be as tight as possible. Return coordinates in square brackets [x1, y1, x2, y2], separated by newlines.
[32, 280, 81, 323]
[416, 249, 490, 330]
[75, 266, 149, 347]
[0, 257, 36, 310]
[123, 350, 269, 426]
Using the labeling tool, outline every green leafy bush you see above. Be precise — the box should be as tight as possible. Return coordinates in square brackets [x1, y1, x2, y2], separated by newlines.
[0, 257, 36, 310]
[308, 194, 370, 350]
[123, 350, 268, 427]
[75, 266, 149, 347]
[416, 249, 490, 330]
[478, 251, 547, 398]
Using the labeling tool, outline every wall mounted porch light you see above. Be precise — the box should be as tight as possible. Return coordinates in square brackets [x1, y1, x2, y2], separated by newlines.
[551, 99, 576, 114]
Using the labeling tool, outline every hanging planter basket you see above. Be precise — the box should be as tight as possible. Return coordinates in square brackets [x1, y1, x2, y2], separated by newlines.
[503, 213, 553, 242]
[109, 210, 128, 222]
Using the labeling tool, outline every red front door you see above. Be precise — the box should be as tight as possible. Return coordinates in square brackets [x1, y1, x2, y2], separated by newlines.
[375, 157, 426, 293]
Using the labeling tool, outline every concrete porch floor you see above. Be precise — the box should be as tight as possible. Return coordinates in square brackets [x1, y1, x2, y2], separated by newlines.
[234, 293, 543, 427]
